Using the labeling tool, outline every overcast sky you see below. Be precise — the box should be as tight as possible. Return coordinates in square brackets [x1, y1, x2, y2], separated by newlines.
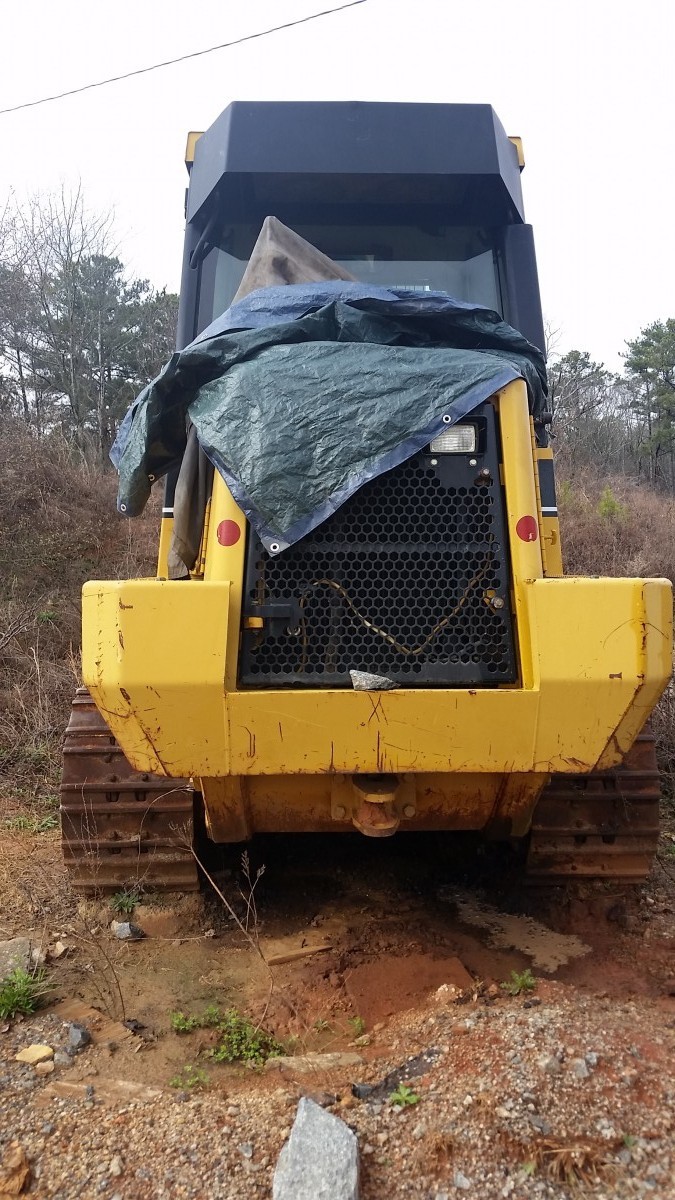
[2, 0, 673, 371]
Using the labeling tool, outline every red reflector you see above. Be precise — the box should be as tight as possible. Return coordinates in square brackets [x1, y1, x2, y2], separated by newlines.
[516, 515, 539, 542]
[217, 519, 241, 547]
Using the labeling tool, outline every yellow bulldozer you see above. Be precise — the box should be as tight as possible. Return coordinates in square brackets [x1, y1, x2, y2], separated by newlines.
[60, 102, 673, 892]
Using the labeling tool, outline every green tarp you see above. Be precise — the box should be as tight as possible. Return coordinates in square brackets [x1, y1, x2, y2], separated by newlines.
[113, 283, 547, 554]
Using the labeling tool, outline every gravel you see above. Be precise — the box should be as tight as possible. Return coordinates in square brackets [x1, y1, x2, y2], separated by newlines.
[0, 979, 673, 1199]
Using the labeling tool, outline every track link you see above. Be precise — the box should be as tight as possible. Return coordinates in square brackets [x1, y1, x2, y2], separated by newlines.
[526, 731, 661, 883]
[60, 688, 199, 894]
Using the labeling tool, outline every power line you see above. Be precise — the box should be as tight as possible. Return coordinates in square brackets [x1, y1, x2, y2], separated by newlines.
[0, 0, 368, 116]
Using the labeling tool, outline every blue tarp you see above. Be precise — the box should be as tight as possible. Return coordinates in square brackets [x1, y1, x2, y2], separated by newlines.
[112, 283, 547, 554]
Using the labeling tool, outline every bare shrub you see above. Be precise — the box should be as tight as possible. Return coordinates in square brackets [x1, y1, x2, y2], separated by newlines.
[558, 467, 675, 583]
[0, 420, 158, 811]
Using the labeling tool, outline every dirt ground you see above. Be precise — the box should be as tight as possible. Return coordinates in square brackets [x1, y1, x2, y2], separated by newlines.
[0, 822, 674, 1199]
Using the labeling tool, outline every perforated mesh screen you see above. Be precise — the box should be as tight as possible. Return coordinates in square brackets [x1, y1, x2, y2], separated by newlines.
[240, 405, 516, 687]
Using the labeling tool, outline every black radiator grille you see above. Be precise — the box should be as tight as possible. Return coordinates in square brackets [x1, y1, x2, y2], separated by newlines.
[240, 406, 516, 687]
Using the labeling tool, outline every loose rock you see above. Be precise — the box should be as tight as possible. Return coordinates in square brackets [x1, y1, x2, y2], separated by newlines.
[538, 1054, 561, 1075]
[273, 1097, 359, 1200]
[453, 1169, 471, 1190]
[570, 1057, 590, 1079]
[68, 1023, 92, 1051]
[110, 921, 145, 941]
[15, 1044, 54, 1066]
[0, 937, 31, 977]
[0, 1142, 31, 1195]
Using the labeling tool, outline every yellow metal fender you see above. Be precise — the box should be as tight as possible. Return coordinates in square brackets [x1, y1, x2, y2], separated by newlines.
[82, 579, 231, 778]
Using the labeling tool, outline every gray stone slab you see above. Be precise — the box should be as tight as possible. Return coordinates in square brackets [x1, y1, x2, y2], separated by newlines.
[265, 1052, 362, 1074]
[0, 937, 31, 978]
[273, 1097, 359, 1200]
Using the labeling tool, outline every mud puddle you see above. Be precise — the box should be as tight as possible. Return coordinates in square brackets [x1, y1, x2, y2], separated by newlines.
[443, 889, 591, 972]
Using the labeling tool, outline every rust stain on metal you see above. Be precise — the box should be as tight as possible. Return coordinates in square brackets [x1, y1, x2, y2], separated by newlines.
[609, 672, 622, 680]
[118, 598, 134, 610]
[366, 694, 388, 726]
[133, 714, 172, 777]
[244, 727, 256, 758]
[118, 631, 125, 650]
[120, 687, 131, 704]
[278, 721, 283, 742]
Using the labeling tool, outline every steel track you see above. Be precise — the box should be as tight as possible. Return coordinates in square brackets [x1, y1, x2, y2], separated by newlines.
[60, 689, 199, 893]
[526, 731, 660, 882]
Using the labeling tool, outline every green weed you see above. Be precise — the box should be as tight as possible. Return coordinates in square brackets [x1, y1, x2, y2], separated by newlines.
[209, 1010, 283, 1066]
[3, 813, 58, 833]
[169, 1064, 209, 1090]
[501, 969, 537, 996]
[0, 968, 51, 1020]
[348, 1015, 366, 1037]
[170, 1004, 283, 1067]
[110, 888, 141, 915]
[200, 1004, 223, 1028]
[170, 1010, 201, 1033]
[389, 1083, 420, 1107]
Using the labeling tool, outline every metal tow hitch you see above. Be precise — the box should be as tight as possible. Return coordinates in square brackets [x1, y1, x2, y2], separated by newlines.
[350, 775, 402, 838]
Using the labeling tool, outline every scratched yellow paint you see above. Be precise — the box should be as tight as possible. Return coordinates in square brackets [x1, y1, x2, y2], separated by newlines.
[82, 575, 672, 781]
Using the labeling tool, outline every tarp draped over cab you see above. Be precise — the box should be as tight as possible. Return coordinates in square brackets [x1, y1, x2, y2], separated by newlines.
[112, 217, 547, 563]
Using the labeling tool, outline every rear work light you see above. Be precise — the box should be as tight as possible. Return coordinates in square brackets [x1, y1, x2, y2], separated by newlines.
[430, 423, 477, 454]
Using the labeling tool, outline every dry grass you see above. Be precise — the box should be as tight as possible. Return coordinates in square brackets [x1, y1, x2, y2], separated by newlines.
[415, 1128, 455, 1173]
[0, 420, 158, 813]
[500, 1130, 619, 1189]
[558, 466, 675, 583]
[0, 829, 73, 933]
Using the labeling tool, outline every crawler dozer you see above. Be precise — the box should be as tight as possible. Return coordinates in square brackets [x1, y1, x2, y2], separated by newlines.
[61, 102, 673, 891]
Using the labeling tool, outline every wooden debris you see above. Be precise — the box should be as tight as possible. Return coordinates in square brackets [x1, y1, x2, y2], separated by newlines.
[265, 940, 333, 967]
